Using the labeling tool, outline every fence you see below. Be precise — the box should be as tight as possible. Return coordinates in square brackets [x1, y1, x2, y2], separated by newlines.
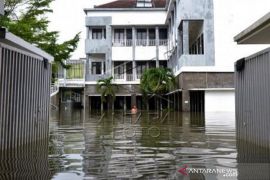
[235, 47, 270, 149]
[0, 28, 53, 158]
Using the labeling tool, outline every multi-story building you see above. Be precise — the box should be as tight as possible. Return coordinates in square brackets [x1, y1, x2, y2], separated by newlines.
[83, 0, 234, 112]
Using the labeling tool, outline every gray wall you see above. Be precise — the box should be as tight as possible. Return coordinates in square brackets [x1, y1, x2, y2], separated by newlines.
[0, 43, 51, 157]
[169, 0, 215, 73]
[235, 47, 270, 149]
[85, 16, 112, 77]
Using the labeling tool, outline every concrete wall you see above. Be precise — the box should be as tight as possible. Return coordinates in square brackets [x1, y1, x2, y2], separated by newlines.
[235, 47, 270, 149]
[85, 16, 112, 77]
[205, 90, 235, 112]
[178, 72, 234, 90]
[0, 43, 51, 156]
[168, 0, 215, 75]
[86, 10, 167, 26]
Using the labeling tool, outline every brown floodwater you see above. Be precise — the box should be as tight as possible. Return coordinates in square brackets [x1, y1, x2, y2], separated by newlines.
[48, 106, 240, 180]
[1, 105, 269, 180]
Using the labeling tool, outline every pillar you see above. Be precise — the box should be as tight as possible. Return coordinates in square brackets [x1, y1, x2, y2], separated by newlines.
[131, 94, 136, 107]
[182, 21, 189, 55]
[132, 27, 137, 80]
[182, 90, 190, 112]
[124, 96, 127, 111]
[155, 26, 159, 67]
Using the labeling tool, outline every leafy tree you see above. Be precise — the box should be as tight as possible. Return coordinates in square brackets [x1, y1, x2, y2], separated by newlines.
[140, 67, 175, 95]
[96, 76, 118, 110]
[140, 67, 175, 111]
[0, 0, 80, 81]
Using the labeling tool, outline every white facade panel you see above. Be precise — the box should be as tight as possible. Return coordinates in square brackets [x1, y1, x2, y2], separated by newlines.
[87, 11, 167, 25]
[135, 46, 156, 60]
[205, 90, 235, 112]
[159, 46, 168, 60]
[112, 47, 133, 61]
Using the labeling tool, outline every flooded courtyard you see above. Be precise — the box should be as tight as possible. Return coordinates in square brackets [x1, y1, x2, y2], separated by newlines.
[49, 107, 239, 180]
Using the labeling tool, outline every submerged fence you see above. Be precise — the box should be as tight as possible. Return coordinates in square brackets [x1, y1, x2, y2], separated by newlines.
[235, 47, 270, 149]
[0, 28, 53, 159]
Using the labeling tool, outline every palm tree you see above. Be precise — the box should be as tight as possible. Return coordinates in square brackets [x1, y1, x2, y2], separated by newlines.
[96, 76, 118, 111]
[140, 68, 175, 111]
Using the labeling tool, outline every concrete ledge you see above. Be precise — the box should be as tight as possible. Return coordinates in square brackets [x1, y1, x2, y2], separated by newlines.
[234, 12, 270, 44]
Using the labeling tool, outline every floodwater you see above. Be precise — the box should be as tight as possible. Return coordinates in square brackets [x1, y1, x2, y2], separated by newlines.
[48, 107, 242, 180]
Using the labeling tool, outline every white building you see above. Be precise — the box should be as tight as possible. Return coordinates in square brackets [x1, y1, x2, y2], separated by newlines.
[82, 0, 234, 112]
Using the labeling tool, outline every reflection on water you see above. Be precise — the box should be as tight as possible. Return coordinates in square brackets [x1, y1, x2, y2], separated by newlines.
[1, 106, 269, 179]
[49, 106, 240, 180]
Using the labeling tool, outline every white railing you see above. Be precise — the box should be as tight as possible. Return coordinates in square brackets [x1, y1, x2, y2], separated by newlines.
[136, 74, 142, 80]
[126, 74, 134, 81]
[136, 39, 148, 46]
[148, 39, 156, 46]
[114, 74, 125, 80]
[50, 83, 59, 97]
[159, 39, 168, 46]
[113, 39, 133, 47]
[113, 39, 168, 47]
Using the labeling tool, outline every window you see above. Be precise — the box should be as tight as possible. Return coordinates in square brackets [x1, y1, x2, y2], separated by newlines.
[136, 0, 152, 7]
[136, 62, 147, 79]
[149, 29, 156, 46]
[114, 62, 125, 79]
[188, 20, 204, 55]
[159, 61, 167, 68]
[159, 28, 168, 39]
[92, 62, 102, 74]
[114, 29, 125, 45]
[137, 29, 147, 46]
[126, 29, 132, 46]
[159, 28, 168, 45]
[92, 28, 106, 39]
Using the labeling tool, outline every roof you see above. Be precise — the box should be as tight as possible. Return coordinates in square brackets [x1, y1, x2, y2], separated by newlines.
[234, 12, 270, 44]
[95, 0, 167, 8]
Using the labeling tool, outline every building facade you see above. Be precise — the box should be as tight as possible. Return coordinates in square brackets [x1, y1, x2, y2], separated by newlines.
[83, 0, 234, 112]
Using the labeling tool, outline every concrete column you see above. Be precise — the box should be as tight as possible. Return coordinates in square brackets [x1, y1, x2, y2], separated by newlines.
[84, 93, 90, 119]
[132, 27, 137, 79]
[86, 54, 90, 78]
[124, 96, 127, 111]
[182, 21, 189, 55]
[106, 25, 112, 75]
[131, 94, 136, 107]
[155, 27, 159, 67]
[182, 90, 190, 112]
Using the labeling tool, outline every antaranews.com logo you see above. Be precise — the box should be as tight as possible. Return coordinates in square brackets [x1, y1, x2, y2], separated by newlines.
[178, 163, 238, 177]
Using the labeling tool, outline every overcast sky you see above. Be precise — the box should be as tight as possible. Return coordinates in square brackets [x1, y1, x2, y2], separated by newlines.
[48, 0, 270, 68]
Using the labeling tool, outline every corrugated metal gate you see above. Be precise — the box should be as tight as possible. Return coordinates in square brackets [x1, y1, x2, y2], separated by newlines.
[0, 29, 53, 161]
[235, 47, 270, 149]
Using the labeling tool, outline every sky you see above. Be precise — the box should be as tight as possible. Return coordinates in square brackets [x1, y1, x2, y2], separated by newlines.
[48, 0, 270, 68]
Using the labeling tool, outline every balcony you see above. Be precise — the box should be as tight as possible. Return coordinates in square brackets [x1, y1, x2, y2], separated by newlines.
[113, 39, 132, 47]
[85, 74, 110, 81]
[114, 74, 134, 81]
[112, 39, 168, 47]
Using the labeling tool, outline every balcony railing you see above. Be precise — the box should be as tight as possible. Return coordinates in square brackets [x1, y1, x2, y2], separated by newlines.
[114, 73, 125, 80]
[113, 39, 168, 47]
[159, 39, 168, 46]
[114, 74, 134, 81]
[113, 39, 132, 47]
[86, 74, 110, 81]
[126, 74, 134, 81]
[136, 39, 148, 46]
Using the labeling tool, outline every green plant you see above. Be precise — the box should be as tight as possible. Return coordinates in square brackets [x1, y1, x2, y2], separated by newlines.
[96, 76, 118, 110]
